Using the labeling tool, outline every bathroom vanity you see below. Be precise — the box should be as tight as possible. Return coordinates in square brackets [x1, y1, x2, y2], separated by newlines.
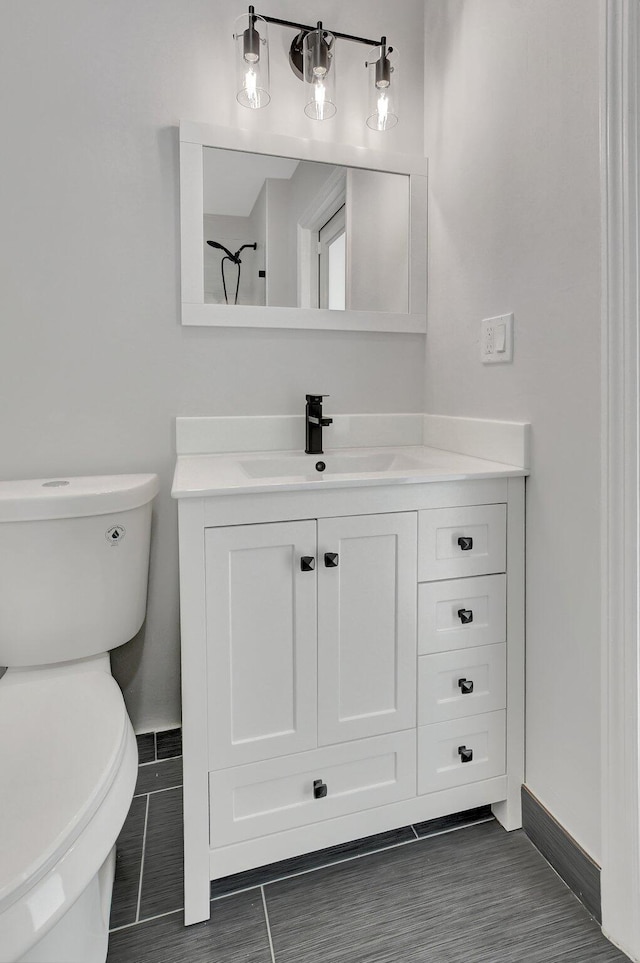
[172, 415, 527, 925]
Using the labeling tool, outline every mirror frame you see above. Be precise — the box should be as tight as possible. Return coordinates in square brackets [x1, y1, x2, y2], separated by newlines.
[179, 121, 427, 333]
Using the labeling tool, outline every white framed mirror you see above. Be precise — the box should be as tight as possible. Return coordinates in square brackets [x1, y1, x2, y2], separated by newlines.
[179, 121, 427, 333]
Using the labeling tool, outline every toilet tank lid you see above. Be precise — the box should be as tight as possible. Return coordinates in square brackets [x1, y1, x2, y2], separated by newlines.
[0, 473, 159, 522]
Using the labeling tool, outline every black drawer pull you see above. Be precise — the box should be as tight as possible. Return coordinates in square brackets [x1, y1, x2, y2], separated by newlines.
[324, 552, 339, 568]
[458, 678, 474, 695]
[457, 536, 473, 551]
[458, 745, 473, 763]
[313, 778, 328, 799]
[300, 556, 315, 572]
[457, 608, 473, 625]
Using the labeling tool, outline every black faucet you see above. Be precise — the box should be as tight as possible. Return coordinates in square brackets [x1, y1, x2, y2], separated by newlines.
[305, 394, 333, 455]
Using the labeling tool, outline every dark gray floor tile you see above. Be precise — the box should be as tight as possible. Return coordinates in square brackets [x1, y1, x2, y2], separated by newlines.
[156, 727, 182, 759]
[413, 805, 494, 838]
[134, 755, 182, 796]
[138, 787, 184, 920]
[211, 825, 415, 899]
[110, 795, 147, 929]
[107, 890, 271, 963]
[264, 821, 630, 963]
[135, 732, 156, 764]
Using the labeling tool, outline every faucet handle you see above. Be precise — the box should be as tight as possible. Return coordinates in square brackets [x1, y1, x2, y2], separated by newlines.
[306, 394, 330, 403]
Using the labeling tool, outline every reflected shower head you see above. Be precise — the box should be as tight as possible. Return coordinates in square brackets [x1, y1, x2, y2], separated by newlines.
[207, 240, 237, 262]
[206, 240, 257, 263]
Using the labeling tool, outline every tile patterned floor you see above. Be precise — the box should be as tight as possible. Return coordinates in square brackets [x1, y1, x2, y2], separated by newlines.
[108, 745, 630, 963]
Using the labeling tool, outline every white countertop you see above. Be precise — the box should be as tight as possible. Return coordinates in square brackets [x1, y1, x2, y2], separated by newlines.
[171, 445, 527, 498]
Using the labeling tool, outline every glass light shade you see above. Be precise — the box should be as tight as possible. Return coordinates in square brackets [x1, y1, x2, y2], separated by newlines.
[366, 44, 398, 131]
[303, 27, 336, 121]
[234, 11, 270, 109]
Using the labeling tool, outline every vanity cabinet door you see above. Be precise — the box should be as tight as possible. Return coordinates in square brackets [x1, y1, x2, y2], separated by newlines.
[317, 512, 417, 746]
[205, 520, 318, 770]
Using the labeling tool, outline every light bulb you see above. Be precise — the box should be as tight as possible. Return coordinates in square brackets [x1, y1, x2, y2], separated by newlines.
[366, 43, 398, 131]
[314, 80, 326, 114]
[234, 10, 270, 109]
[244, 66, 258, 108]
[303, 26, 336, 120]
[375, 91, 389, 129]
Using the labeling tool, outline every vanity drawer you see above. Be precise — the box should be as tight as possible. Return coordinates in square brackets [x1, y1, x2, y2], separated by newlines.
[418, 644, 506, 725]
[418, 505, 506, 582]
[209, 730, 416, 846]
[418, 574, 506, 654]
[418, 711, 506, 795]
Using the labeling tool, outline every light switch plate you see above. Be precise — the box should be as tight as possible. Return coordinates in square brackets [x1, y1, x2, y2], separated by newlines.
[481, 313, 514, 364]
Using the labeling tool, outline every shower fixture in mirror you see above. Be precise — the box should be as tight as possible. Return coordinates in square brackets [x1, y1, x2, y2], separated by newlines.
[179, 121, 427, 332]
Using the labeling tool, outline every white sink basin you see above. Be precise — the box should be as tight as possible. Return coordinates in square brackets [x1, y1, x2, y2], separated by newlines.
[172, 445, 527, 498]
[239, 450, 423, 479]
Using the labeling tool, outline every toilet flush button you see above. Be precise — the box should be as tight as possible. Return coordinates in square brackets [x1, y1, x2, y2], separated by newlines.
[106, 525, 126, 544]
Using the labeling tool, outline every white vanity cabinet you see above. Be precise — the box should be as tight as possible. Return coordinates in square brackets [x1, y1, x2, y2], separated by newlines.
[205, 519, 318, 770]
[175, 474, 525, 925]
[205, 512, 417, 769]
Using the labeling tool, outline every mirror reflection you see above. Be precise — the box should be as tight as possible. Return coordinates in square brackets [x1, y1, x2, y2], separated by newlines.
[203, 147, 409, 313]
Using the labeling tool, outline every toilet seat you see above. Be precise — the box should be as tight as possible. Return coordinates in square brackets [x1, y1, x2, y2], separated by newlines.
[0, 671, 137, 961]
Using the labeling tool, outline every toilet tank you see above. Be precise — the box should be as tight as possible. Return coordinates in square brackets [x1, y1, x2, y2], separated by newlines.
[0, 474, 159, 667]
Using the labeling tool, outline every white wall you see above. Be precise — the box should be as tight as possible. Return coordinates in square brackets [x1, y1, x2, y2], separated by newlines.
[348, 169, 409, 313]
[0, 0, 426, 731]
[265, 178, 294, 306]
[423, 0, 602, 859]
[266, 161, 339, 306]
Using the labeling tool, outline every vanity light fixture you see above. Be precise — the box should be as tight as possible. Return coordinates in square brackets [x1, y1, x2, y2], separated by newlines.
[233, 6, 398, 129]
[366, 39, 399, 131]
[234, 8, 271, 108]
[301, 23, 336, 121]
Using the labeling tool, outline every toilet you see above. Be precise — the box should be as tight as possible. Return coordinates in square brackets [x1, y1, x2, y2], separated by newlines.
[0, 473, 159, 963]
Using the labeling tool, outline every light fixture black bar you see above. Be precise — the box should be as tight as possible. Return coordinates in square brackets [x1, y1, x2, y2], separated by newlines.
[257, 13, 382, 48]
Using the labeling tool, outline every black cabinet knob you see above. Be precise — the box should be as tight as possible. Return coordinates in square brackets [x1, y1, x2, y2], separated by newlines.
[300, 556, 316, 572]
[457, 608, 473, 625]
[458, 745, 473, 763]
[458, 678, 474, 695]
[313, 778, 328, 799]
[324, 552, 339, 568]
[457, 536, 473, 551]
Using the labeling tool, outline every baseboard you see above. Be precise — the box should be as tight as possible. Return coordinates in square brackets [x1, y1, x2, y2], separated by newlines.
[521, 785, 601, 923]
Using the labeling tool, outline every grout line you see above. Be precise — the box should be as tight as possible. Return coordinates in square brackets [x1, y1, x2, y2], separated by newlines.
[261, 886, 277, 963]
[135, 794, 151, 923]
[210, 883, 264, 903]
[134, 782, 183, 799]
[212, 836, 419, 902]
[414, 816, 496, 842]
[210, 818, 497, 903]
[136, 754, 183, 769]
[114, 791, 497, 933]
[110, 906, 184, 934]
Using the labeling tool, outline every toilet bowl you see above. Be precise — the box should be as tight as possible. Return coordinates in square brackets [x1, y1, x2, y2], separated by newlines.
[0, 474, 159, 963]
